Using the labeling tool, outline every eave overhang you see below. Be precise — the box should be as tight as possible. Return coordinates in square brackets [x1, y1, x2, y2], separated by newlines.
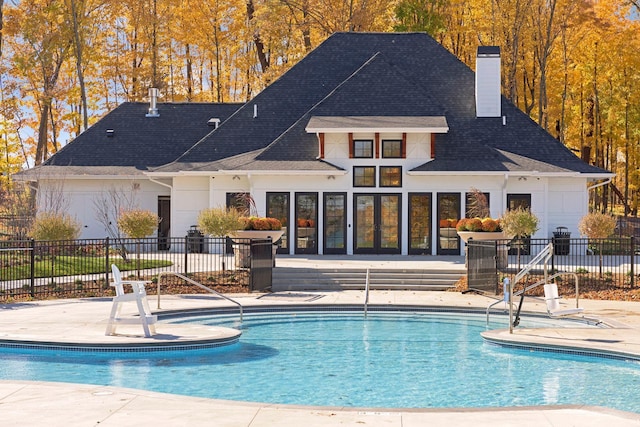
[306, 116, 449, 133]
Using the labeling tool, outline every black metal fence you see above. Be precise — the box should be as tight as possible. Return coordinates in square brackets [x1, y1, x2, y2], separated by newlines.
[467, 240, 499, 293]
[468, 236, 638, 294]
[0, 236, 271, 301]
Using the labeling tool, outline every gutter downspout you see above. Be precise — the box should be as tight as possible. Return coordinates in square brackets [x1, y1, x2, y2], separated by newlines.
[587, 177, 612, 192]
[148, 177, 173, 191]
[501, 174, 509, 216]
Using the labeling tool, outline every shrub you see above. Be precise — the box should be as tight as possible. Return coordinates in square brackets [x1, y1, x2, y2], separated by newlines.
[118, 209, 160, 239]
[578, 212, 616, 239]
[198, 207, 244, 236]
[31, 212, 81, 241]
[500, 208, 539, 238]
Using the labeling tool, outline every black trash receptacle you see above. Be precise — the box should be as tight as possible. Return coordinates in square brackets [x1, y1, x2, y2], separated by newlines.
[553, 226, 571, 255]
[187, 225, 204, 253]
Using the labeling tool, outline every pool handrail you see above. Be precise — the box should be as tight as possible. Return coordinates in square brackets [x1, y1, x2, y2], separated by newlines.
[508, 243, 553, 332]
[364, 268, 370, 317]
[156, 271, 243, 322]
[486, 271, 581, 325]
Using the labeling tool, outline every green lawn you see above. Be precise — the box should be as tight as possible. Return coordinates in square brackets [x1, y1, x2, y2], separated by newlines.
[2, 256, 172, 280]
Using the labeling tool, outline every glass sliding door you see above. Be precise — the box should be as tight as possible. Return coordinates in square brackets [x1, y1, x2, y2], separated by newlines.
[267, 192, 289, 254]
[409, 193, 432, 255]
[295, 192, 318, 254]
[437, 193, 460, 255]
[323, 193, 346, 254]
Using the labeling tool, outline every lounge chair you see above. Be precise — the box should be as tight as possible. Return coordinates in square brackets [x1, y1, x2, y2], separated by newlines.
[105, 264, 157, 337]
[543, 283, 584, 318]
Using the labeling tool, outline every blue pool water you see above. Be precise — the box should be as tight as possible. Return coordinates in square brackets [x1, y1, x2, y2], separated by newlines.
[1, 311, 640, 411]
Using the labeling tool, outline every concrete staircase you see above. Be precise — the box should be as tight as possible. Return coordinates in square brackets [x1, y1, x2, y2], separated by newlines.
[271, 267, 464, 292]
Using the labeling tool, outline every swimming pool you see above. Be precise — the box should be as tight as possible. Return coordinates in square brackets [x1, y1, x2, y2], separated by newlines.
[1, 309, 639, 412]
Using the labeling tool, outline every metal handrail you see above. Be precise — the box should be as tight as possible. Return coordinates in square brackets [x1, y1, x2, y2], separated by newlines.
[364, 268, 370, 317]
[509, 243, 553, 332]
[512, 271, 580, 324]
[487, 271, 580, 325]
[156, 271, 243, 322]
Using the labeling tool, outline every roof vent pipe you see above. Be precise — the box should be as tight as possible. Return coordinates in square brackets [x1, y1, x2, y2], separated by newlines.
[476, 46, 501, 118]
[253, 104, 258, 118]
[146, 88, 160, 117]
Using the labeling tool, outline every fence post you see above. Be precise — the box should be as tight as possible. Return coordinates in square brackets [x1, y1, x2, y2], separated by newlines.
[30, 239, 35, 297]
[184, 235, 189, 276]
[631, 236, 636, 288]
[105, 237, 110, 286]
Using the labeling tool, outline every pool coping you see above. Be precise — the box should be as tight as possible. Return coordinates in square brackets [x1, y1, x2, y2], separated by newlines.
[0, 300, 636, 359]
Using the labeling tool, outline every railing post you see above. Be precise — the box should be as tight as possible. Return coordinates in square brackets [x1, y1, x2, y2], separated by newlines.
[105, 237, 110, 286]
[30, 238, 35, 297]
[631, 236, 636, 288]
[184, 235, 189, 276]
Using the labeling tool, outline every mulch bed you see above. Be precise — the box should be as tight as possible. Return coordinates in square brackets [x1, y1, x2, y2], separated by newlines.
[450, 275, 640, 301]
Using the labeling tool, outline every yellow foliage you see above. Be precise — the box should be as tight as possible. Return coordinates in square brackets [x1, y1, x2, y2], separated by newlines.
[117, 209, 160, 239]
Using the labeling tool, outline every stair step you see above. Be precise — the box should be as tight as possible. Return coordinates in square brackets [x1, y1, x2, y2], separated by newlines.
[271, 267, 464, 292]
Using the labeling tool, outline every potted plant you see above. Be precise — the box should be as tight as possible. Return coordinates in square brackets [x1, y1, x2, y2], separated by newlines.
[456, 217, 505, 243]
[232, 216, 284, 239]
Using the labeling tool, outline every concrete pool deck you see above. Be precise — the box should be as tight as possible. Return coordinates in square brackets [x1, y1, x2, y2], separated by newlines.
[2, 290, 640, 426]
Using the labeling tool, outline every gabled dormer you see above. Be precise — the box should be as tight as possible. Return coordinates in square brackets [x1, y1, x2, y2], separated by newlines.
[305, 116, 449, 165]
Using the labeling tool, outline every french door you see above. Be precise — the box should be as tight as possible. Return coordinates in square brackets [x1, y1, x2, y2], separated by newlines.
[354, 194, 401, 254]
[324, 193, 347, 254]
[437, 193, 461, 255]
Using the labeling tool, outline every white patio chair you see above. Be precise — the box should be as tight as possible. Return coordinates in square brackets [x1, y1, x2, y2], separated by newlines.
[543, 283, 584, 318]
[105, 264, 157, 337]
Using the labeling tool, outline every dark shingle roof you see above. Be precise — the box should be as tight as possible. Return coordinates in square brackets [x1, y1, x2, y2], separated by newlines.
[41, 102, 241, 170]
[38, 33, 609, 177]
[164, 32, 608, 176]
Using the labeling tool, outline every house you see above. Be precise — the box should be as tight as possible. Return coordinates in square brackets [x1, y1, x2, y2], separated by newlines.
[18, 32, 612, 256]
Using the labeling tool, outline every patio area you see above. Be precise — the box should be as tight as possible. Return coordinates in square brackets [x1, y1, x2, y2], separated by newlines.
[1, 290, 640, 426]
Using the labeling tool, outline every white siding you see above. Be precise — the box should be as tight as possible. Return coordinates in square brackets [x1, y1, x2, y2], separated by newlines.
[40, 178, 168, 239]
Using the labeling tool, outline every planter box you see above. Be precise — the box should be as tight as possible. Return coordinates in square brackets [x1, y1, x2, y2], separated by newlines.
[457, 231, 506, 243]
[231, 229, 285, 241]
[231, 229, 284, 268]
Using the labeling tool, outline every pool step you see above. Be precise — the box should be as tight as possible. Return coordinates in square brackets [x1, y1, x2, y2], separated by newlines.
[271, 268, 463, 291]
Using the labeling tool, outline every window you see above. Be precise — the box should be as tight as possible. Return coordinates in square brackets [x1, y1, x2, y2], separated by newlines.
[465, 191, 490, 218]
[226, 192, 250, 213]
[382, 140, 402, 158]
[380, 166, 402, 187]
[353, 166, 376, 187]
[507, 193, 531, 211]
[353, 140, 373, 158]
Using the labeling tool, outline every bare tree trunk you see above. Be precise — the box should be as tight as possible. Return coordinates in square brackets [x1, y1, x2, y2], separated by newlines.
[185, 43, 193, 101]
[247, 0, 269, 73]
[69, 0, 88, 131]
[151, 0, 158, 87]
[35, 101, 51, 166]
[0, 0, 4, 58]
